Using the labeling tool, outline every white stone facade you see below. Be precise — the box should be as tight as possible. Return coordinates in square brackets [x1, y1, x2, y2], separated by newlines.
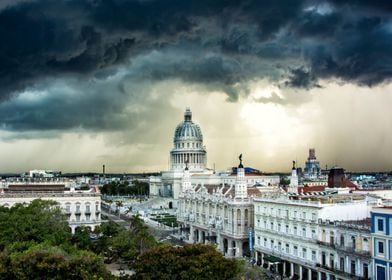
[253, 194, 371, 280]
[177, 166, 255, 257]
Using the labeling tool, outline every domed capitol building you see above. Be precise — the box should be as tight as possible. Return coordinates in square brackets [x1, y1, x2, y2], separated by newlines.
[149, 108, 280, 207]
[170, 108, 207, 172]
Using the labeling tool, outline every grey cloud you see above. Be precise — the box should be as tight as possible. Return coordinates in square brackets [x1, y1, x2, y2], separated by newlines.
[0, 0, 390, 134]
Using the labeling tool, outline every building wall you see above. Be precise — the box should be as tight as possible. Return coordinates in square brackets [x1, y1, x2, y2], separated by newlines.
[371, 208, 392, 280]
[0, 192, 102, 234]
[253, 196, 371, 280]
[177, 191, 254, 257]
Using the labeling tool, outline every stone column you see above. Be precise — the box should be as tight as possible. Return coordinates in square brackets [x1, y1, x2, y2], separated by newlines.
[236, 240, 242, 257]
[283, 261, 286, 276]
[290, 263, 294, 278]
[261, 253, 264, 266]
[318, 271, 321, 280]
[308, 268, 312, 280]
[190, 226, 194, 242]
[299, 265, 303, 280]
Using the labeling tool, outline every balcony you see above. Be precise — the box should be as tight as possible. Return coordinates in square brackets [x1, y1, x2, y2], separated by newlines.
[319, 265, 371, 280]
[317, 240, 334, 248]
[334, 244, 371, 257]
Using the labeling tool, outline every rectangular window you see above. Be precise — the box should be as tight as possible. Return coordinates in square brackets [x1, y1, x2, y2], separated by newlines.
[376, 265, 386, 280]
[363, 263, 368, 279]
[271, 222, 274, 230]
[302, 248, 307, 259]
[302, 212, 306, 220]
[311, 250, 316, 261]
[351, 260, 356, 275]
[257, 236, 260, 245]
[377, 218, 385, 232]
[340, 257, 345, 272]
[286, 244, 290, 254]
[302, 228, 306, 237]
[294, 211, 297, 219]
[264, 238, 267, 247]
[286, 225, 289, 233]
[278, 224, 281, 232]
[330, 254, 334, 268]
[312, 213, 316, 221]
[294, 226, 297, 235]
[293, 246, 298, 256]
[378, 240, 385, 255]
[286, 210, 289, 217]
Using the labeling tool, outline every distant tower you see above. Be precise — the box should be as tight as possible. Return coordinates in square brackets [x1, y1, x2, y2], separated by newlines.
[235, 154, 247, 199]
[328, 167, 347, 188]
[304, 148, 321, 179]
[288, 160, 299, 194]
[102, 164, 105, 176]
[182, 160, 192, 193]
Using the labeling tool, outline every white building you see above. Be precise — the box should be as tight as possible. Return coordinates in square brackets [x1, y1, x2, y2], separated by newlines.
[177, 157, 261, 257]
[149, 108, 279, 208]
[317, 220, 372, 280]
[0, 180, 102, 234]
[253, 192, 371, 280]
[149, 108, 212, 202]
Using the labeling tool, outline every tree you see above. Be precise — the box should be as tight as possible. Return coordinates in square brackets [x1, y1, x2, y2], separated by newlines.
[0, 200, 113, 279]
[128, 215, 156, 255]
[71, 227, 93, 250]
[3, 243, 113, 280]
[0, 200, 71, 249]
[236, 259, 269, 280]
[132, 244, 240, 280]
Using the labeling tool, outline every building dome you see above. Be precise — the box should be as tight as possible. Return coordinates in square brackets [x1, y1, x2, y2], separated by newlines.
[170, 109, 207, 171]
[174, 109, 203, 142]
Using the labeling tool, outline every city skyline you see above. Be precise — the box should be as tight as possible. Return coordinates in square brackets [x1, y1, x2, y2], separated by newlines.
[0, 0, 391, 173]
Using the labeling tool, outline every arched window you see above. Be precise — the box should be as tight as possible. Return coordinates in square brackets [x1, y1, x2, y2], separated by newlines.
[351, 236, 356, 249]
[363, 238, 369, 251]
[330, 231, 335, 244]
[237, 209, 241, 226]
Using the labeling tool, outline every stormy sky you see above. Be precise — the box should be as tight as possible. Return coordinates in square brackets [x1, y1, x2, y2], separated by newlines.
[0, 0, 391, 173]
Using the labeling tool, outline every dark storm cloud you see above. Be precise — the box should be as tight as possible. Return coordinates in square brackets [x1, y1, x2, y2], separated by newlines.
[0, 0, 391, 131]
[0, 0, 307, 101]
